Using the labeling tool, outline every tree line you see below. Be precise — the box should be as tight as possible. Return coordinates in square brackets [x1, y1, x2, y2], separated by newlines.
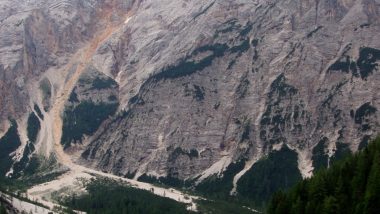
[268, 137, 380, 214]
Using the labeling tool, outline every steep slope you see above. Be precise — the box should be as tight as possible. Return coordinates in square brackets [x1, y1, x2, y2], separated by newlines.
[0, 0, 379, 209]
[0, 0, 132, 174]
[267, 137, 380, 214]
[79, 0, 380, 185]
[15, 1, 199, 210]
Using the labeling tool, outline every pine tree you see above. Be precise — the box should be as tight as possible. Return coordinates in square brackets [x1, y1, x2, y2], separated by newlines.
[364, 150, 380, 214]
[0, 203, 6, 214]
[267, 137, 380, 214]
[268, 191, 287, 214]
[321, 196, 339, 214]
[291, 197, 304, 214]
[334, 174, 349, 213]
[351, 147, 370, 204]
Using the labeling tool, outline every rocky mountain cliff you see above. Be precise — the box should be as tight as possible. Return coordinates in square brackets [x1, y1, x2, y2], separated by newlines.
[0, 0, 379, 201]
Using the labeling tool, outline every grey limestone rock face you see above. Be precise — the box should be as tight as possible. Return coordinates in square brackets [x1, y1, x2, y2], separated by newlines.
[79, 0, 380, 181]
[0, 0, 379, 188]
[0, 0, 128, 131]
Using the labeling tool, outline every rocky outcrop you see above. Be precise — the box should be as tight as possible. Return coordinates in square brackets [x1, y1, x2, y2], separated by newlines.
[79, 0, 380, 183]
[0, 0, 129, 129]
[0, 0, 379, 196]
[61, 66, 119, 149]
[0, 0, 129, 175]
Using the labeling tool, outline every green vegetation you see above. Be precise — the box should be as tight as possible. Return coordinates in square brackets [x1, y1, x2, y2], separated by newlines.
[192, 146, 302, 212]
[216, 19, 239, 35]
[312, 138, 329, 171]
[168, 147, 199, 162]
[0, 121, 21, 176]
[15, 157, 64, 187]
[39, 78, 52, 97]
[61, 101, 118, 148]
[149, 38, 253, 82]
[260, 74, 299, 145]
[0, 179, 50, 210]
[27, 112, 40, 143]
[183, 84, 205, 101]
[306, 26, 323, 38]
[195, 160, 245, 199]
[0, 156, 61, 210]
[152, 44, 229, 81]
[236, 77, 250, 99]
[192, 85, 205, 101]
[268, 73, 298, 98]
[62, 178, 260, 214]
[33, 104, 43, 119]
[239, 23, 253, 37]
[39, 78, 52, 111]
[0, 203, 6, 214]
[1, 155, 64, 192]
[328, 47, 380, 79]
[108, 95, 118, 102]
[62, 178, 193, 214]
[230, 39, 250, 55]
[68, 91, 79, 103]
[12, 112, 50, 178]
[357, 47, 380, 79]
[11, 143, 35, 178]
[354, 103, 377, 130]
[328, 55, 352, 73]
[359, 135, 371, 150]
[91, 77, 117, 90]
[355, 103, 377, 124]
[267, 137, 380, 214]
[192, 1, 215, 20]
[137, 174, 189, 188]
[237, 146, 302, 209]
[196, 199, 255, 214]
[330, 142, 352, 164]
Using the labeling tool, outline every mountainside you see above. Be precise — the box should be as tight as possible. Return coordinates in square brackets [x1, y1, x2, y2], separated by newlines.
[0, 0, 379, 209]
[79, 0, 380, 185]
[268, 137, 380, 214]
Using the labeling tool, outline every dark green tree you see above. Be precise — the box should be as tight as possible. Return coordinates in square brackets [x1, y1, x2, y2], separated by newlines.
[0, 203, 6, 214]
[364, 150, 380, 214]
[267, 137, 380, 214]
